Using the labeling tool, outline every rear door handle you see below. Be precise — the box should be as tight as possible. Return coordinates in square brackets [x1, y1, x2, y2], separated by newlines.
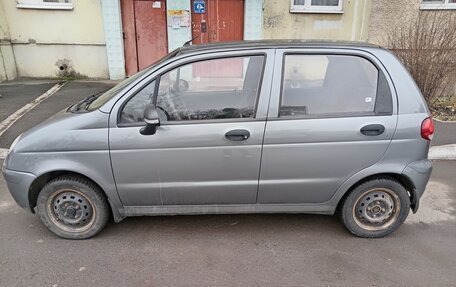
[360, 124, 385, 136]
[225, 129, 250, 141]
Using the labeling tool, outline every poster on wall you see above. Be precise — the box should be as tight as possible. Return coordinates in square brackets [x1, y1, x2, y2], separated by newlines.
[168, 10, 191, 28]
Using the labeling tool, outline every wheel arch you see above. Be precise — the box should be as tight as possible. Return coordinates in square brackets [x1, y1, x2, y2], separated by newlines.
[336, 173, 416, 213]
[28, 170, 124, 222]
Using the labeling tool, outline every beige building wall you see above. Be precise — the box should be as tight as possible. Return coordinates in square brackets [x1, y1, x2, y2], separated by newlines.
[0, 1, 17, 81]
[263, 0, 371, 41]
[368, 0, 421, 46]
[1, 0, 108, 79]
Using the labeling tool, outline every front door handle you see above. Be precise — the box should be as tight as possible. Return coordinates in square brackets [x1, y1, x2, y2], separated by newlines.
[360, 124, 385, 136]
[225, 129, 250, 141]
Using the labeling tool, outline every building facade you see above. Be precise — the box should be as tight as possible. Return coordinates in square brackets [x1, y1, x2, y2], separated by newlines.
[368, 0, 456, 45]
[0, 0, 109, 81]
[0, 0, 455, 82]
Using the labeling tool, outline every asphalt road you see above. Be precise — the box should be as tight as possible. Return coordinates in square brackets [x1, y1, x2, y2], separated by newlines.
[0, 160, 455, 286]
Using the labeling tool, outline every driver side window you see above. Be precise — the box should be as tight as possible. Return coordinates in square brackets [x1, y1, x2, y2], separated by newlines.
[157, 55, 264, 121]
[120, 80, 156, 124]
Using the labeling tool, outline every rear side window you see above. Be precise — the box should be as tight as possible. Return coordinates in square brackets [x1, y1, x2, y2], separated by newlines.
[280, 54, 392, 118]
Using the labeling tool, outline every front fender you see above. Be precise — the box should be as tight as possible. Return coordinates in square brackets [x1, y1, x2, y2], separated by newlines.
[13, 152, 125, 222]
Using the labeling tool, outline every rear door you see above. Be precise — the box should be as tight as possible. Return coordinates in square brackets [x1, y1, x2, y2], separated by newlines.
[258, 49, 398, 204]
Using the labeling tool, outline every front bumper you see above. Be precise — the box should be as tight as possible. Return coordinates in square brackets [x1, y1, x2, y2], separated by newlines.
[402, 159, 433, 213]
[2, 166, 36, 210]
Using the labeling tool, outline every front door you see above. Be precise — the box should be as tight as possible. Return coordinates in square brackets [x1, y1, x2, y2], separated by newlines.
[121, 0, 168, 76]
[109, 51, 272, 206]
[258, 49, 398, 204]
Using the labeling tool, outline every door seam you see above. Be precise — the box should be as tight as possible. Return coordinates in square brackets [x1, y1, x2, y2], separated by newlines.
[255, 49, 277, 203]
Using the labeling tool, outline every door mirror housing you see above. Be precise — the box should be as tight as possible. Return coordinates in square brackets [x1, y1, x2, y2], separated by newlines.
[140, 104, 160, 135]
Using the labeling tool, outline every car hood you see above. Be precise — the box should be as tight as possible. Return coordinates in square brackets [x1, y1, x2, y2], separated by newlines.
[9, 109, 110, 156]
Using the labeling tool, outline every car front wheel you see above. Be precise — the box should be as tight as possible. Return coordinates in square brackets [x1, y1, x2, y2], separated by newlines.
[36, 175, 110, 239]
[340, 177, 410, 238]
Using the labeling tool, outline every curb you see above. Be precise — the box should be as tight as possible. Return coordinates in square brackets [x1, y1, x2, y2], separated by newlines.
[428, 144, 456, 160]
[433, 118, 456, 124]
[0, 148, 6, 160]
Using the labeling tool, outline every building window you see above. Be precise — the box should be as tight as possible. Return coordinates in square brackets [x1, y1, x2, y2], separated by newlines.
[290, 0, 343, 13]
[421, 0, 456, 10]
[16, 0, 73, 10]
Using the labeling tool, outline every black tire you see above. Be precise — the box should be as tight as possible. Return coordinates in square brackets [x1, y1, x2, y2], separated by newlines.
[340, 177, 410, 238]
[36, 175, 110, 239]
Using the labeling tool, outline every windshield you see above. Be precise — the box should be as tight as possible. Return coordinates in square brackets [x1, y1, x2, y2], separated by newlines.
[86, 49, 180, 111]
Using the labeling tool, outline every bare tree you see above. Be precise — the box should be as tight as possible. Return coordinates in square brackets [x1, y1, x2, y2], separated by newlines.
[386, 11, 456, 108]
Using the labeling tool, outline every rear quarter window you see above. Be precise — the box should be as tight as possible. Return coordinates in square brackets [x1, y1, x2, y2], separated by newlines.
[280, 54, 392, 118]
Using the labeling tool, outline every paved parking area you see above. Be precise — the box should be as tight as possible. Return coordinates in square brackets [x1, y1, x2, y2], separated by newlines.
[0, 80, 455, 286]
[0, 81, 56, 122]
[0, 81, 115, 148]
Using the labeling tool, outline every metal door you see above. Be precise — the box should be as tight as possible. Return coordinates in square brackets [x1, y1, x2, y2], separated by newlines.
[191, 0, 244, 77]
[122, 0, 168, 75]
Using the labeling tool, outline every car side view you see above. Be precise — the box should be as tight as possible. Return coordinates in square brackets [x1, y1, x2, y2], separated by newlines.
[2, 40, 433, 239]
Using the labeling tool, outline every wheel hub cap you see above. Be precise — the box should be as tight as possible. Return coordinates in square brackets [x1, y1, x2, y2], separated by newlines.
[52, 191, 93, 227]
[353, 188, 400, 231]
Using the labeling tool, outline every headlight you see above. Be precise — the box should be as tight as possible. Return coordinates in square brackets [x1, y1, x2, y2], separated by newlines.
[7, 134, 22, 156]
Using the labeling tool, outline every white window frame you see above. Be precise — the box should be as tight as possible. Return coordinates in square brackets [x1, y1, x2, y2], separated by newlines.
[290, 0, 343, 14]
[421, 0, 456, 10]
[16, 0, 74, 10]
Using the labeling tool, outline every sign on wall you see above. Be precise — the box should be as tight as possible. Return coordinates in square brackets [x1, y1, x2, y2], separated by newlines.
[168, 10, 191, 29]
[193, 0, 205, 14]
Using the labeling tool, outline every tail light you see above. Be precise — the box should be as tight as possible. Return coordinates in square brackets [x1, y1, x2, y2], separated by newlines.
[421, 117, 434, 140]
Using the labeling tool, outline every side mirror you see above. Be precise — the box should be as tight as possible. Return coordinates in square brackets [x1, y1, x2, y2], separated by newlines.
[140, 105, 160, 135]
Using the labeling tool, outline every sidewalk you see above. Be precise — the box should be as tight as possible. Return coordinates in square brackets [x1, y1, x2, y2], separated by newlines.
[433, 120, 456, 146]
[429, 119, 456, 160]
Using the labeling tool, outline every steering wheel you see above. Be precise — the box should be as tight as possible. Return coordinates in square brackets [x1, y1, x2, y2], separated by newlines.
[156, 105, 171, 121]
[173, 79, 189, 93]
[164, 86, 191, 121]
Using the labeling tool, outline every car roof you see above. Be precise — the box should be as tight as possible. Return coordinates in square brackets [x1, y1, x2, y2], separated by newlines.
[178, 39, 382, 54]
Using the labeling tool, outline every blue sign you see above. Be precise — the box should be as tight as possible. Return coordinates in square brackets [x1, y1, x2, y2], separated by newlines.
[193, 0, 205, 14]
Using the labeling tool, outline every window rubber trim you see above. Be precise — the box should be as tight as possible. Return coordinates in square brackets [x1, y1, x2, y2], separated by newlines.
[116, 53, 268, 128]
[277, 52, 394, 120]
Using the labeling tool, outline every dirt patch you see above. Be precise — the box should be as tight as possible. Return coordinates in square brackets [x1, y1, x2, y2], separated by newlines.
[432, 96, 456, 121]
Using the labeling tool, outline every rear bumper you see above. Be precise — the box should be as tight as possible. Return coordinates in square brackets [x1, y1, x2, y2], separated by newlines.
[402, 159, 433, 213]
[2, 166, 36, 210]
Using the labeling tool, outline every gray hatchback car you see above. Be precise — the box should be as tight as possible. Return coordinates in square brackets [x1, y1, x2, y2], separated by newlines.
[2, 40, 434, 239]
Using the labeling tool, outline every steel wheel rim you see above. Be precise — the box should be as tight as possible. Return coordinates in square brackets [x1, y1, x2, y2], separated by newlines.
[47, 189, 96, 233]
[352, 188, 401, 231]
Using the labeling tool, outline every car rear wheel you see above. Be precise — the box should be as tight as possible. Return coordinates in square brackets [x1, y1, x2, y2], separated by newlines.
[37, 176, 110, 239]
[340, 178, 410, 238]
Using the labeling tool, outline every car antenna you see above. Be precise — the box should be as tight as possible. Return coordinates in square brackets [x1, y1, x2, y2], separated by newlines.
[183, 34, 200, 47]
